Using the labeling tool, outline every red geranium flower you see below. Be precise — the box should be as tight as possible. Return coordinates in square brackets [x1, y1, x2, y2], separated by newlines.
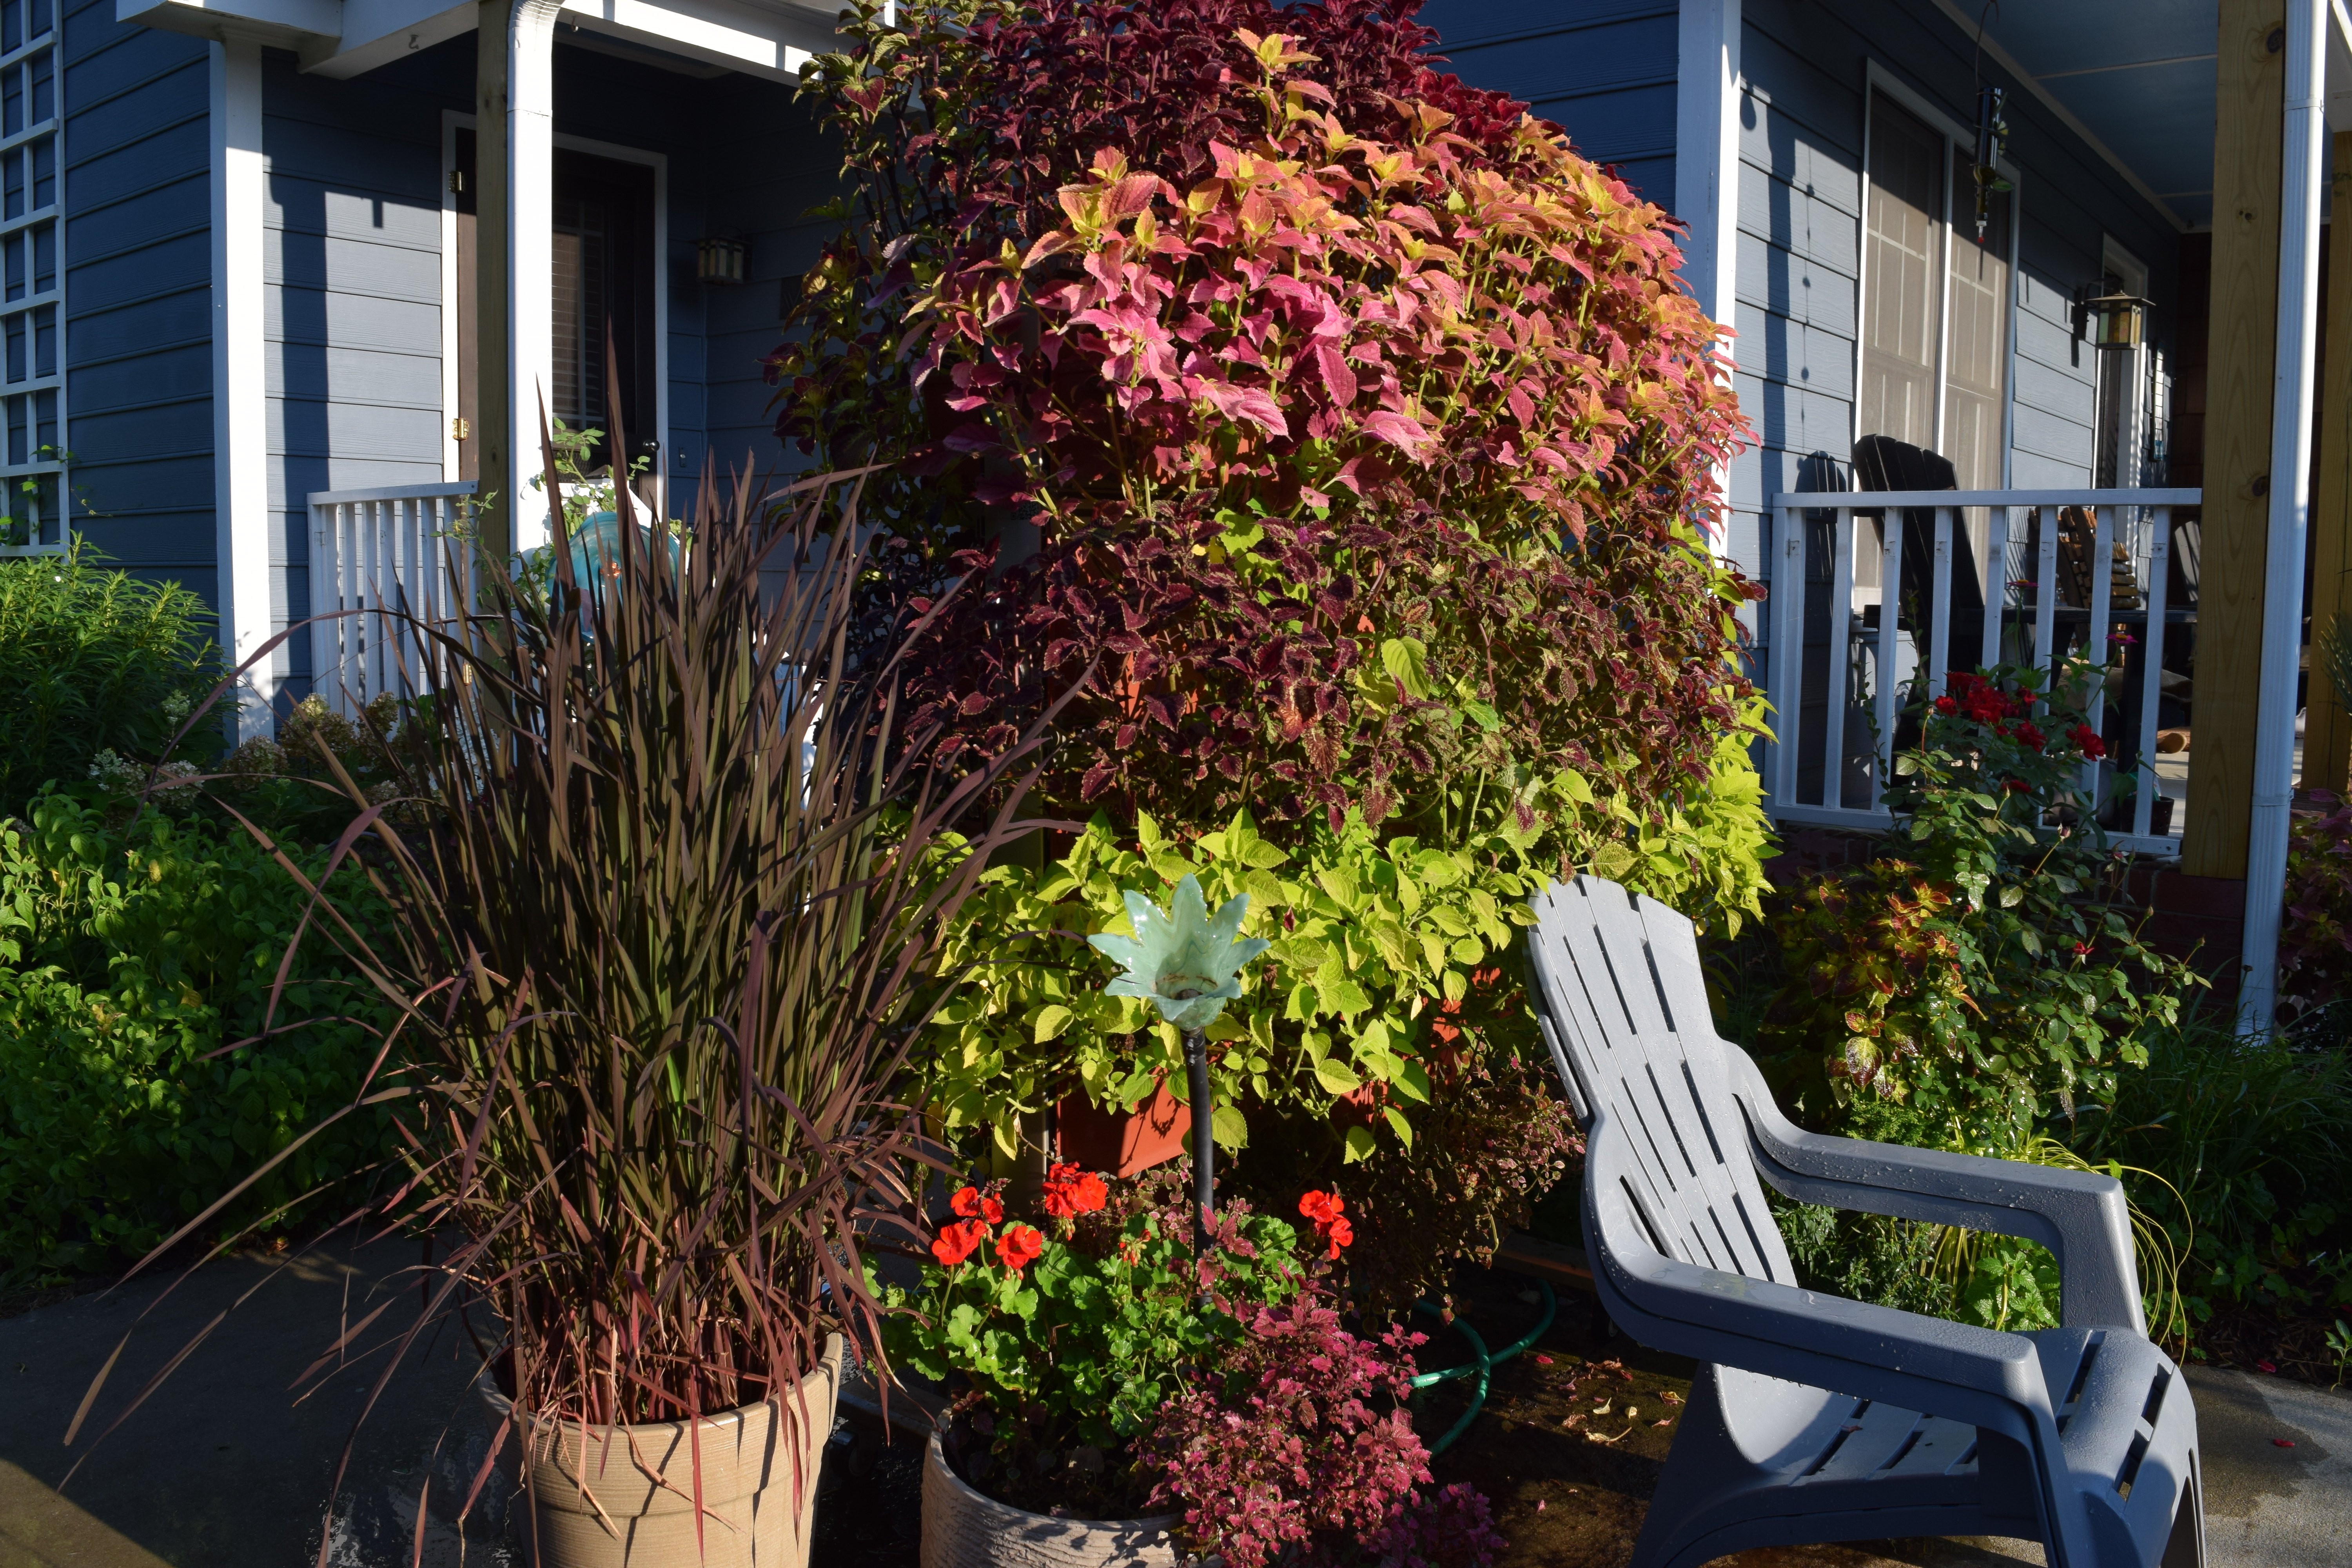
[1299, 1191, 1352, 1259]
[950, 1185, 1004, 1225]
[931, 1219, 988, 1267]
[995, 1223, 1046, 1270]
[1041, 1163, 1109, 1218]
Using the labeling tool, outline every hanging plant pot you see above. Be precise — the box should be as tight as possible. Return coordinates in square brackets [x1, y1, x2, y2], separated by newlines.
[920, 1432, 1187, 1568]
[1056, 1080, 1190, 1177]
[484, 1335, 844, 1568]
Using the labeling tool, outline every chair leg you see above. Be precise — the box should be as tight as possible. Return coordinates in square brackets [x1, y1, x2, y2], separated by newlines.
[2160, 1453, 2204, 1568]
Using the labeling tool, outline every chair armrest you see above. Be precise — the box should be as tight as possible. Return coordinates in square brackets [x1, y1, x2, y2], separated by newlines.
[1722, 1044, 2143, 1334]
[1586, 1154, 2054, 1432]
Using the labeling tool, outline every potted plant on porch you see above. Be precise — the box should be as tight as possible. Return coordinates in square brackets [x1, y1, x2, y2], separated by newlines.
[895, 877, 1501, 1568]
[72, 448, 1054, 1566]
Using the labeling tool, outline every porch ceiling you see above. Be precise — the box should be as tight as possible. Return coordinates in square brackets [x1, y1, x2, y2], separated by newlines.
[1932, 0, 2352, 233]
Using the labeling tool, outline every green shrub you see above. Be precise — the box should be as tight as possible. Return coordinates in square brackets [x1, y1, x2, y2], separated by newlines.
[1757, 662, 2200, 1146]
[0, 545, 220, 813]
[0, 793, 395, 1282]
[2069, 1009, 2352, 1317]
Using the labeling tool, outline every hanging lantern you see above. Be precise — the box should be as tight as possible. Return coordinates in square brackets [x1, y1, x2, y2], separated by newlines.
[2077, 288, 2152, 350]
[695, 237, 746, 286]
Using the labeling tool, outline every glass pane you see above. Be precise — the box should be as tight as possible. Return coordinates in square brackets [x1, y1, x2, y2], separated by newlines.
[4, 2, 21, 57]
[34, 302, 52, 376]
[28, 0, 46, 40]
[31, 218, 49, 292]
[5, 62, 22, 139]
[1859, 92, 1945, 453]
[33, 135, 54, 210]
[36, 386, 56, 456]
[8, 392, 25, 465]
[5, 230, 21, 303]
[6, 146, 22, 221]
[30, 50, 49, 124]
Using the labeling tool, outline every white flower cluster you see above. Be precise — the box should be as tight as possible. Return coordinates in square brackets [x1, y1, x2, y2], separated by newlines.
[87, 748, 200, 798]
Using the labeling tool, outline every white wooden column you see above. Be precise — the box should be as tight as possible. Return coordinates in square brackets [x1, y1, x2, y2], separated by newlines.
[2244, 0, 2330, 1032]
[1675, 0, 1740, 563]
[210, 37, 272, 739]
[507, 0, 559, 552]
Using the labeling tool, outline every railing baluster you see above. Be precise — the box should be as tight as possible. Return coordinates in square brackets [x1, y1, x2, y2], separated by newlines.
[1769, 504, 1803, 809]
[1872, 507, 1905, 809]
[1928, 506, 1954, 698]
[2134, 509, 2174, 842]
[1982, 505, 2010, 672]
[2033, 504, 2059, 677]
[1824, 508, 1855, 811]
[2085, 505, 2115, 813]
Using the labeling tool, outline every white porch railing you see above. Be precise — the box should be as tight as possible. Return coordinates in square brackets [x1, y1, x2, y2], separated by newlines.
[1762, 487, 2202, 857]
[307, 482, 479, 718]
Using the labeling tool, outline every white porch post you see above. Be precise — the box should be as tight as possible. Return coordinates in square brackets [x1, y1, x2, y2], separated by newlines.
[209, 38, 272, 739]
[2244, 0, 2329, 1033]
[475, 0, 560, 561]
[507, 0, 559, 553]
[1675, 0, 1740, 561]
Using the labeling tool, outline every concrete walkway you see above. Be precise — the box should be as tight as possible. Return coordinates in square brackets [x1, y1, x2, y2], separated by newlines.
[0, 1240, 512, 1567]
[1, 1241, 2345, 1567]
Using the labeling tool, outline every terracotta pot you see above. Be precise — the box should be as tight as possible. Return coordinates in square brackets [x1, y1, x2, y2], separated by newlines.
[920, 1432, 1186, 1568]
[484, 1334, 843, 1568]
[1056, 1081, 1190, 1176]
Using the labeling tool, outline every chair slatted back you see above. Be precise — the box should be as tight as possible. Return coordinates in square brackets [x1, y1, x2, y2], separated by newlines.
[1527, 876, 1796, 1286]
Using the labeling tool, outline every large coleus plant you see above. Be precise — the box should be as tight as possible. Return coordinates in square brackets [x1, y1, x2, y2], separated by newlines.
[776, 0, 1759, 843]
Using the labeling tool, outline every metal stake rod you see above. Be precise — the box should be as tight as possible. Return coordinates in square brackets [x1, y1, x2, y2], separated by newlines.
[1184, 1027, 1212, 1259]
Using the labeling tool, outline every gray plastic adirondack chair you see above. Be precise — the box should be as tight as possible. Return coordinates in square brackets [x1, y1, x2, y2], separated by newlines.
[1525, 876, 2202, 1568]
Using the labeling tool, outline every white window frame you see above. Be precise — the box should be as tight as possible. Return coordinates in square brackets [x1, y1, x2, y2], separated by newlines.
[0, 0, 64, 556]
[1852, 62, 2023, 483]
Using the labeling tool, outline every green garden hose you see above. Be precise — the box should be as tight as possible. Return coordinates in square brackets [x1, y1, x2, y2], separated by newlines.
[1407, 1280, 1557, 1454]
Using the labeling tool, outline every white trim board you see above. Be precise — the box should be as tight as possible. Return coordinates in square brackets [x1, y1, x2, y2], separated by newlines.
[211, 37, 273, 739]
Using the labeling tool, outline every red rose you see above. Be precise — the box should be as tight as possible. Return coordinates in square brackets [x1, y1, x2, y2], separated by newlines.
[951, 1185, 1004, 1225]
[995, 1223, 1046, 1270]
[1042, 1163, 1109, 1218]
[1934, 696, 1957, 715]
[931, 1219, 988, 1267]
[2014, 722, 2046, 751]
[2070, 724, 2107, 760]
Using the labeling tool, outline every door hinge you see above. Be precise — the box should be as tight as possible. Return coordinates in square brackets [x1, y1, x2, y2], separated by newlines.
[451, 417, 470, 441]
[448, 169, 466, 196]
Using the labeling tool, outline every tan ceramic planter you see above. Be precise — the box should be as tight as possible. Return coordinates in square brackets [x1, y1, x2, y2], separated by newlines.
[920, 1431, 1187, 1568]
[485, 1334, 843, 1568]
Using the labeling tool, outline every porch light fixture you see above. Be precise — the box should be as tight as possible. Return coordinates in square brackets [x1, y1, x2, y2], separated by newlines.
[2075, 287, 2152, 351]
[695, 237, 746, 286]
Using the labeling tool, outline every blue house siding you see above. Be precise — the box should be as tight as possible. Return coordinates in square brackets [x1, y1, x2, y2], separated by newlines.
[262, 43, 465, 691]
[60, 0, 212, 593]
[1418, 0, 1679, 203]
[701, 79, 838, 483]
[1728, 0, 2179, 592]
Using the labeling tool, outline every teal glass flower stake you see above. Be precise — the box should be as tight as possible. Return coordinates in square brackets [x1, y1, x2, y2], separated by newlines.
[1089, 875, 1268, 1259]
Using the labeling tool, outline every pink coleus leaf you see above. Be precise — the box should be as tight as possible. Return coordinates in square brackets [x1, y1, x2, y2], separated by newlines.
[1359, 409, 1435, 461]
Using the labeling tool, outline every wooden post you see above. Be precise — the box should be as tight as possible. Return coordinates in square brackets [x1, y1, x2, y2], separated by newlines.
[2307, 131, 2352, 796]
[474, 2, 513, 563]
[2185, 2, 2287, 880]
